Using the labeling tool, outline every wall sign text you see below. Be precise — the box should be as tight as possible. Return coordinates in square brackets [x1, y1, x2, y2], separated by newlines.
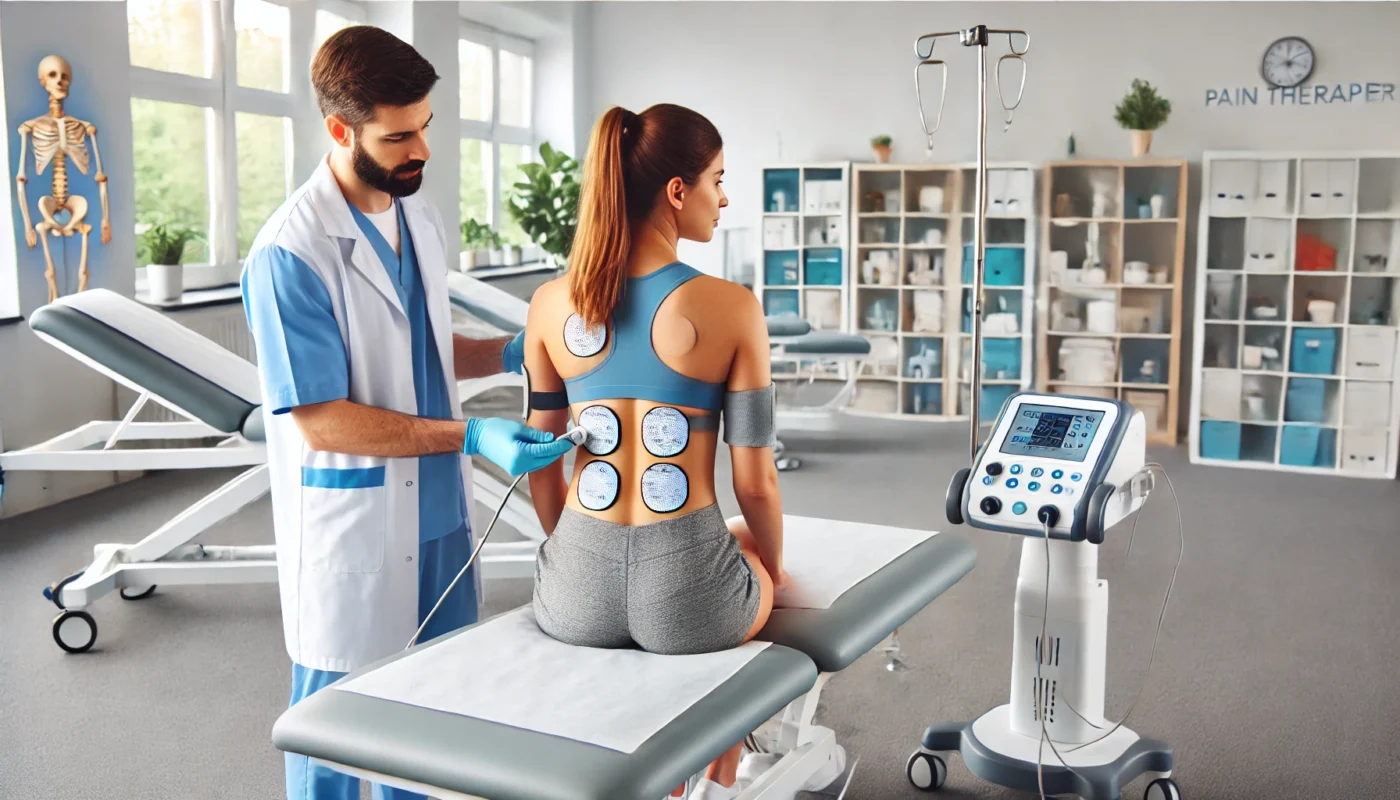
[1206, 83, 1396, 107]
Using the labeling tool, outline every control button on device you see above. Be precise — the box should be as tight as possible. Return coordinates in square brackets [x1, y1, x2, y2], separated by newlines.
[1051, 469, 1064, 479]
[980, 496, 1002, 515]
[1010, 464, 1023, 475]
[1031, 467, 1044, 477]
[982, 475, 995, 486]
[1006, 478, 1019, 489]
[986, 462, 1004, 476]
[1027, 481, 1041, 492]
[1071, 473, 1082, 482]
[1012, 501, 1027, 515]
[1051, 484, 1064, 495]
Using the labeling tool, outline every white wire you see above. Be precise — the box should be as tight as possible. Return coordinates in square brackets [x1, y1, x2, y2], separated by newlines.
[1032, 461, 1185, 798]
[407, 471, 528, 650]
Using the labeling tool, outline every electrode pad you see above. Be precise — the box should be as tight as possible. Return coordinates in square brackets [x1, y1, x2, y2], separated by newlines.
[577, 405, 620, 456]
[722, 384, 778, 447]
[641, 463, 689, 513]
[577, 461, 619, 511]
[642, 407, 689, 457]
[564, 313, 607, 357]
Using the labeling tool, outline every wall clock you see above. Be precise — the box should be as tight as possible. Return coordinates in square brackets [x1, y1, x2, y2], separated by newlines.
[1261, 36, 1315, 88]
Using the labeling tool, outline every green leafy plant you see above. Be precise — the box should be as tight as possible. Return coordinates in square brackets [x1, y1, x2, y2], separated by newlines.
[137, 221, 203, 265]
[1114, 79, 1172, 131]
[460, 217, 501, 251]
[506, 142, 580, 270]
[871, 134, 892, 147]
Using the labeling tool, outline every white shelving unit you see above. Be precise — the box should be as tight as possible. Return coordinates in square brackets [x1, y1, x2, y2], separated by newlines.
[755, 163, 852, 385]
[845, 161, 1038, 419]
[1189, 150, 1400, 479]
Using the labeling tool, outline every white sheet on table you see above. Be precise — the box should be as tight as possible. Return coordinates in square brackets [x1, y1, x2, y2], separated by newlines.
[773, 515, 938, 610]
[336, 606, 770, 754]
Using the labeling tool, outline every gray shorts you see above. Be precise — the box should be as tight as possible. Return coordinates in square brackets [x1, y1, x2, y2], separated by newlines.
[531, 504, 763, 655]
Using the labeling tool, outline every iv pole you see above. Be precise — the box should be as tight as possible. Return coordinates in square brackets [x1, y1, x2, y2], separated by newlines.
[915, 26, 1028, 458]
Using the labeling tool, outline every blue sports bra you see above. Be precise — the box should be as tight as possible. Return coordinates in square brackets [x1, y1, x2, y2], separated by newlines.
[561, 262, 726, 411]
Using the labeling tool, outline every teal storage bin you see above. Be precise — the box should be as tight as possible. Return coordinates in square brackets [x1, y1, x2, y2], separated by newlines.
[982, 338, 1022, 380]
[803, 248, 843, 286]
[1284, 378, 1327, 422]
[980, 385, 1017, 421]
[1200, 421, 1242, 460]
[1279, 425, 1336, 468]
[962, 246, 1026, 285]
[1289, 328, 1339, 375]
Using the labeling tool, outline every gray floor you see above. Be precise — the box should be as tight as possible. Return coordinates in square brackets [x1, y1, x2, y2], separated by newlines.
[2, 410, 1398, 800]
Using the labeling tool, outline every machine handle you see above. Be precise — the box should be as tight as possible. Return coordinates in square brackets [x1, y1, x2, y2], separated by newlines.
[945, 467, 970, 525]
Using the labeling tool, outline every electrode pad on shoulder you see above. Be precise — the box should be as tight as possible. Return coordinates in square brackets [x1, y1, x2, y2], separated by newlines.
[564, 313, 607, 357]
[722, 383, 778, 447]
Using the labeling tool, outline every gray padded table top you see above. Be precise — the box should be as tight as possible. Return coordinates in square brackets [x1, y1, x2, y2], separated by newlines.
[450, 293, 525, 336]
[775, 332, 872, 356]
[765, 315, 812, 337]
[759, 533, 976, 673]
[274, 642, 816, 800]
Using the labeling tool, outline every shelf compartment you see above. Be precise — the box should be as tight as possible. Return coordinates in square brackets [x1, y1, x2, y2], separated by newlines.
[857, 216, 901, 246]
[1242, 325, 1288, 372]
[1198, 421, 1278, 464]
[1348, 276, 1400, 326]
[1121, 288, 1172, 334]
[903, 169, 955, 215]
[1121, 338, 1170, 386]
[802, 288, 843, 332]
[1240, 374, 1284, 423]
[764, 168, 801, 213]
[903, 382, 945, 416]
[1284, 376, 1341, 425]
[1049, 285, 1117, 334]
[764, 250, 800, 286]
[906, 216, 950, 247]
[1353, 219, 1400, 273]
[1244, 274, 1289, 322]
[1123, 388, 1169, 436]
[1240, 424, 1280, 463]
[856, 287, 900, 334]
[856, 169, 903, 213]
[962, 288, 1025, 335]
[852, 379, 900, 415]
[1208, 159, 1293, 216]
[803, 247, 844, 286]
[1049, 221, 1122, 282]
[857, 334, 901, 379]
[905, 288, 945, 334]
[902, 336, 943, 380]
[1204, 323, 1241, 369]
[1342, 380, 1392, 428]
[1292, 276, 1347, 324]
[1049, 335, 1117, 385]
[1204, 274, 1244, 321]
[856, 248, 902, 287]
[962, 216, 1027, 246]
[1122, 221, 1178, 284]
[1295, 218, 1352, 272]
[762, 288, 800, 317]
[1123, 165, 1180, 220]
[1279, 424, 1338, 468]
[1244, 218, 1292, 273]
[1299, 159, 1356, 217]
[803, 215, 845, 248]
[1357, 158, 1400, 215]
[962, 167, 1034, 217]
[958, 336, 1023, 382]
[903, 248, 945, 287]
[1049, 165, 1121, 219]
[1206, 217, 1246, 271]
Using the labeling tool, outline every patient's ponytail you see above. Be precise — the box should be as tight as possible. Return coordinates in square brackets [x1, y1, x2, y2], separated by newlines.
[568, 107, 632, 328]
[567, 104, 724, 328]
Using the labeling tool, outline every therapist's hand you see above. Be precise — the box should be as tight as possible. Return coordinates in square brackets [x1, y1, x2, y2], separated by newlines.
[501, 329, 526, 375]
[463, 417, 573, 476]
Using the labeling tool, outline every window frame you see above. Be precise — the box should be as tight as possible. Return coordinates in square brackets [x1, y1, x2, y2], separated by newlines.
[459, 21, 536, 240]
[129, 0, 367, 285]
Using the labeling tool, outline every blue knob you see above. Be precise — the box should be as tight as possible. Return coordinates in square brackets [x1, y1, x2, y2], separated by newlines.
[1028, 481, 1041, 492]
[1031, 467, 1044, 478]
[1010, 464, 1023, 475]
[1012, 501, 1027, 515]
[1051, 469, 1064, 479]
[982, 475, 995, 486]
[1006, 478, 1019, 489]
[1051, 484, 1064, 495]
[1071, 473, 1083, 482]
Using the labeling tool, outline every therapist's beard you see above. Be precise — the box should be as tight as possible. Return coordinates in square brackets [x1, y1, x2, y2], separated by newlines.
[353, 143, 425, 198]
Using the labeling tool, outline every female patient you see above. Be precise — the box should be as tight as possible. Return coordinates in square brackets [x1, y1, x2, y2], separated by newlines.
[520, 103, 785, 799]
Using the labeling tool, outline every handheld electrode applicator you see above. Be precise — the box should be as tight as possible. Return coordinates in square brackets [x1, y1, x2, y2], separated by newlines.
[407, 424, 588, 650]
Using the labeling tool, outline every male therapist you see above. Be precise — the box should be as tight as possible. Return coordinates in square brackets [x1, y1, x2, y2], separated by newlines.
[239, 26, 569, 800]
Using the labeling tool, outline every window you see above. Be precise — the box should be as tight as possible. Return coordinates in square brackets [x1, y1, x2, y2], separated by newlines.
[459, 25, 536, 249]
[128, 0, 364, 289]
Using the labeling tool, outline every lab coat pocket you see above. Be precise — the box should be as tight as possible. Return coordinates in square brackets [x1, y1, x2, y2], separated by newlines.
[300, 465, 388, 573]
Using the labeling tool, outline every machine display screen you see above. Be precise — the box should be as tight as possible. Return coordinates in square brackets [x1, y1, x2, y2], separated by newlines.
[998, 403, 1104, 463]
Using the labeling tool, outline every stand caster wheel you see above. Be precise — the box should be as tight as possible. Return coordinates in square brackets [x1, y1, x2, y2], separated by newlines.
[906, 750, 946, 792]
[776, 457, 801, 471]
[120, 585, 157, 601]
[1146, 777, 1182, 800]
[43, 570, 85, 610]
[53, 609, 97, 654]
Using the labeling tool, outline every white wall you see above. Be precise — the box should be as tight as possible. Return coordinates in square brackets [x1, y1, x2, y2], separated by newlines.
[586, 1, 1400, 274]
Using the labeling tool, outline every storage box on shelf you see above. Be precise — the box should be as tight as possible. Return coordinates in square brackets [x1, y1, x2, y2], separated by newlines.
[846, 161, 1038, 419]
[756, 163, 853, 382]
[1189, 150, 1400, 478]
[1036, 158, 1187, 444]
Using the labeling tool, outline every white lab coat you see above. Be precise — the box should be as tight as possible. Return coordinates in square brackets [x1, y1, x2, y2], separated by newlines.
[251, 156, 477, 674]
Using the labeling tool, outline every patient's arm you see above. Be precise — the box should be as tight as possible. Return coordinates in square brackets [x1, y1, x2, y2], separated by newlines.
[290, 399, 465, 456]
[727, 292, 786, 585]
[524, 302, 571, 533]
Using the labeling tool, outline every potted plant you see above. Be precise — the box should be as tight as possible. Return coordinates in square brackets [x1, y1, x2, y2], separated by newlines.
[506, 141, 581, 273]
[459, 218, 495, 270]
[871, 135, 892, 164]
[137, 221, 202, 302]
[1114, 78, 1172, 157]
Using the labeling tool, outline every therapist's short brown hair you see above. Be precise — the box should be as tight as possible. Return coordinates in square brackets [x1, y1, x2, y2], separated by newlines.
[311, 25, 440, 130]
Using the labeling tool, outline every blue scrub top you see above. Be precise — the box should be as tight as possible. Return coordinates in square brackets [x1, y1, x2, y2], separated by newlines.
[240, 200, 468, 544]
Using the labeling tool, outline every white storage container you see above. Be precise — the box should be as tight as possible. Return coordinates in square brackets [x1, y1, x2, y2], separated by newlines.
[1300, 160, 1331, 216]
[1058, 338, 1117, 384]
[1340, 429, 1389, 475]
[1245, 218, 1290, 272]
[1254, 160, 1291, 214]
[1200, 370, 1243, 420]
[1345, 328, 1397, 380]
[1209, 160, 1258, 215]
[1343, 381, 1392, 429]
[1329, 160, 1357, 215]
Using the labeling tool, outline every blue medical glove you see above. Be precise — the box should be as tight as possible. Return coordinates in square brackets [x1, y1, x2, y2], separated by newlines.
[502, 329, 526, 375]
[463, 417, 573, 476]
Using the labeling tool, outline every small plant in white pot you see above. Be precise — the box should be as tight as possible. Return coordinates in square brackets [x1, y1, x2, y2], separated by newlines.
[138, 222, 202, 303]
[459, 218, 494, 270]
[1114, 78, 1171, 157]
